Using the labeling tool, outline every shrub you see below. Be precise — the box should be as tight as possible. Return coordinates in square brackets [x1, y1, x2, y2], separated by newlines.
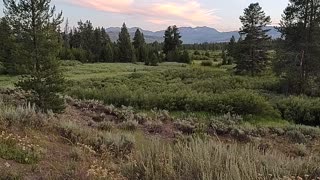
[211, 90, 279, 116]
[276, 96, 320, 126]
[193, 50, 201, 56]
[292, 143, 308, 157]
[97, 121, 115, 131]
[166, 50, 181, 62]
[200, 60, 213, 67]
[286, 130, 307, 144]
[174, 120, 195, 134]
[58, 121, 135, 158]
[180, 50, 192, 64]
[118, 120, 139, 131]
[193, 55, 210, 60]
[0, 100, 45, 128]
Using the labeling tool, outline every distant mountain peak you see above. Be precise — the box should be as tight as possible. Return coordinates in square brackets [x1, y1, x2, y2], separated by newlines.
[105, 26, 281, 44]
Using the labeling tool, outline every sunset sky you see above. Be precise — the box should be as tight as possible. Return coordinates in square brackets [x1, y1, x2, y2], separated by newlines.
[0, 0, 289, 31]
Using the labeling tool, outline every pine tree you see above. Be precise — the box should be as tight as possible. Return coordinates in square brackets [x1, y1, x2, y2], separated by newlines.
[163, 26, 173, 56]
[222, 49, 227, 65]
[172, 25, 182, 50]
[227, 36, 236, 64]
[275, 0, 320, 95]
[133, 29, 147, 62]
[0, 17, 15, 74]
[163, 25, 183, 61]
[235, 3, 271, 75]
[150, 53, 159, 66]
[100, 43, 113, 62]
[118, 23, 135, 63]
[4, 0, 66, 112]
[92, 27, 102, 62]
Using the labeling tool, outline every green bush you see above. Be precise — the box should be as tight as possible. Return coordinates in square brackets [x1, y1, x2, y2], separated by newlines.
[200, 60, 213, 67]
[193, 55, 209, 60]
[166, 50, 181, 62]
[276, 96, 320, 126]
[193, 50, 201, 56]
[67, 68, 280, 118]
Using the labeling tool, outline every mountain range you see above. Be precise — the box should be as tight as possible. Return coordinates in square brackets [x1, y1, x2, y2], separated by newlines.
[105, 26, 281, 44]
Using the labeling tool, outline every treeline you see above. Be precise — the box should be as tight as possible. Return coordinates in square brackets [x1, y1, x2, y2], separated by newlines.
[182, 43, 226, 51]
[58, 21, 165, 64]
[59, 22, 191, 64]
[0, 17, 193, 75]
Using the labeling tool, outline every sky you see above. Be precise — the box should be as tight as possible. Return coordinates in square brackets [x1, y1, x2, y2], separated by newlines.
[0, 0, 289, 32]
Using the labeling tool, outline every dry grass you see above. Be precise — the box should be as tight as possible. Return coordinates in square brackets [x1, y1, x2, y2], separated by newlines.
[0, 98, 46, 128]
[123, 137, 320, 180]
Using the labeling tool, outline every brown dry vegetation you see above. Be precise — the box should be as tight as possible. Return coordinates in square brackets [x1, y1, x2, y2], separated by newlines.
[0, 90, 320, 180]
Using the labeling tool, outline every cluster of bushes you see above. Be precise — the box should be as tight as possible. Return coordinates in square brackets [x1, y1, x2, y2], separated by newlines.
[276, 96, 320, 126]
[166, 50, 192, 64]
[200, 60, 214, 67]
[61, 64, 320, 126]
[68, 67, 280, 118]
[69, 87, 278, 118]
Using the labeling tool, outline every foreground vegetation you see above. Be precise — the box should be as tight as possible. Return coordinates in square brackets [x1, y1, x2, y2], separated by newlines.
[0, 92, 320, 179]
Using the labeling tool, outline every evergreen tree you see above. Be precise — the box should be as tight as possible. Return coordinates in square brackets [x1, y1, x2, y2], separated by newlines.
[163, 25, 183, 61]
[235, 3, 271, 75]
[118, 23, 135, 63]
[222, 49, 228, 65]
[275, 0, 320, 95]
[0, 17, 15, 74]
[172, 25, 182, 50]
[101, 27, 111, 44]
[4, 0, 66, 112]
[92, 27, 102, 62]
[149, 53, 159, 66]
[227, 36, 236, 64]
[163, 26, 173, 56]
[180, 50, 192, 64]
[100, 43, 113, 62]
[133, 29, 147, 62]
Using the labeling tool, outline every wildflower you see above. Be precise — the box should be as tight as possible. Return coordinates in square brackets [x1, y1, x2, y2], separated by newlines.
[4, 162, 10, 168]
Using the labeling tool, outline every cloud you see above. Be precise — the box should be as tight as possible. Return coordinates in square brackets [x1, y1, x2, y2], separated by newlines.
[65, 0, 220, 27]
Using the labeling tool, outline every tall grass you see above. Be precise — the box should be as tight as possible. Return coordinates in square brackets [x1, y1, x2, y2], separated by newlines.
[123, 137, 320, 180]
[0, 98, 43, 127]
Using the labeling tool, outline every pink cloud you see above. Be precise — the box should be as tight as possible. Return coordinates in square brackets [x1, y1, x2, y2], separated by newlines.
[71, 0, 134, 13]
[65, 0, 220, 28]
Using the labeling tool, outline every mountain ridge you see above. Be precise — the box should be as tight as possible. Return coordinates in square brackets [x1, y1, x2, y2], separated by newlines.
[106, 26, 281, 44]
